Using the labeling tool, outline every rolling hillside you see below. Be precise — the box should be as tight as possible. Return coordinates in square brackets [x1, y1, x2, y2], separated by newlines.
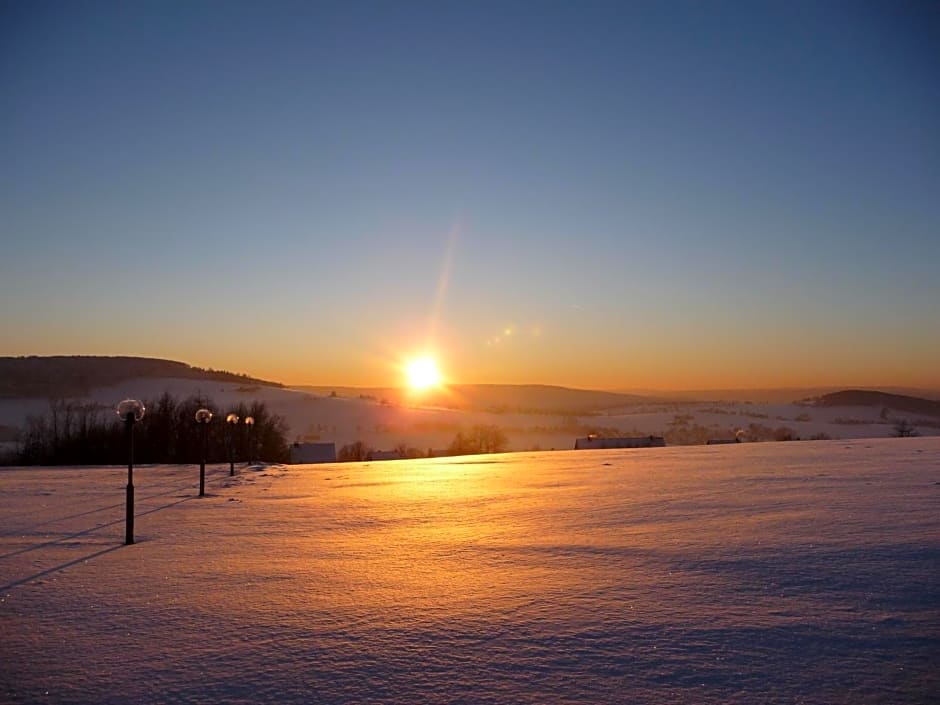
[813, 390, 940, 418]
[0, 356, 282, 399]
[294, 384, 653, 414]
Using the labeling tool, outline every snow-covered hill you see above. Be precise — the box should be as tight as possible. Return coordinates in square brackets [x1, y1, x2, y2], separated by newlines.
[1, 375, 937, 455]
[2, 438, 938, 703]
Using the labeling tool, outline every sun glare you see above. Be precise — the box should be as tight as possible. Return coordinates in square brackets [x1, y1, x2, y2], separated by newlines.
[406, 357, 442, 391]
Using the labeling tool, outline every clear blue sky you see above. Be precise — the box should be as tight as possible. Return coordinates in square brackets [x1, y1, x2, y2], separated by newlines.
[2, 0, 938, 389]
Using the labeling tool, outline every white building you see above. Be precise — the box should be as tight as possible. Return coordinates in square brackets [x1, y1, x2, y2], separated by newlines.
[289, 442, 336, 464]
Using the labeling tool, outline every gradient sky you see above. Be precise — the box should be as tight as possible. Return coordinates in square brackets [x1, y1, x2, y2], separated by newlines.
[2, 0, 938, 390]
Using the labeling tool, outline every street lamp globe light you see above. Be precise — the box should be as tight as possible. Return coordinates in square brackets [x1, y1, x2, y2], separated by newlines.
[117, 399, 146, 424]
[116, 399, 145, 545]
[195, 408, 213, 496]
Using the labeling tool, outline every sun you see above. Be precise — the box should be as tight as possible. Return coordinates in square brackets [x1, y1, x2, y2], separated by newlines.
[405, 356, 442, 391]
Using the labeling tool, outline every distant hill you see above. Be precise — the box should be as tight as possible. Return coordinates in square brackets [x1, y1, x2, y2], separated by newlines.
[621, 386, 940, 404]
[295, 383, 653, 414]
[813, 390, 940, 418]
[444, 384, 652, 413]
[0, 356, 283, 399]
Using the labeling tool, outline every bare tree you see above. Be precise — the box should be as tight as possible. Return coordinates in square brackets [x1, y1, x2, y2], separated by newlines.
[338, 440, 371, 462]
[448, 425, 508, 456]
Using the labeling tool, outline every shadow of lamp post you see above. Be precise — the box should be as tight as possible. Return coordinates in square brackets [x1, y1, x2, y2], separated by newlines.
[226, 413, 239, 476]
[116, 399, 146, 545]
[244, 415, 255, 465]
[195, 408, 213, 496]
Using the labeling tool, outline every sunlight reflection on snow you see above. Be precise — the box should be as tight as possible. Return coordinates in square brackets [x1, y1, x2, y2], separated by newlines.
[1, 439, 938, 703]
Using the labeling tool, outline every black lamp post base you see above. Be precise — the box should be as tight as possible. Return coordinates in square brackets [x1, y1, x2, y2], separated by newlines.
[125, 483, 135, 545]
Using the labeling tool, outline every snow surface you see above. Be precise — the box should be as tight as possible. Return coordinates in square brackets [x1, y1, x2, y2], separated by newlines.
[2, 438, 939, 704]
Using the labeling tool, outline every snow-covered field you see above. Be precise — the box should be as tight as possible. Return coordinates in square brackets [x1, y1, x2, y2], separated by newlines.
[2, 438, 938, 704]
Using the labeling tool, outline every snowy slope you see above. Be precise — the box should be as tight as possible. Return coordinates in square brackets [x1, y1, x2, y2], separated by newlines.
[2, 438, 938, 703]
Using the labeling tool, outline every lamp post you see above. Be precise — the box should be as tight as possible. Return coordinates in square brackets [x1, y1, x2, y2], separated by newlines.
[244, 416, 255, 465]
[226, 413, 239, 476]
[116, 399, 145, 545]
[195, 408, 213, 496]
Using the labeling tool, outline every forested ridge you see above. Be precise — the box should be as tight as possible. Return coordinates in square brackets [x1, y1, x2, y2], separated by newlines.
[0, 356, 283, 399]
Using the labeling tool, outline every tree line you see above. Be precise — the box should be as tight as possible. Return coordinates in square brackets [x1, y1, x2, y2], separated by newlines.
[7, 392, 290, 466]
[337, 424, 509, 461]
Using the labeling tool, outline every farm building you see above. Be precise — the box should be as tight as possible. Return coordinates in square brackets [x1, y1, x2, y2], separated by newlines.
[574, 436, 666, 450]
[289, 442, 337, 464]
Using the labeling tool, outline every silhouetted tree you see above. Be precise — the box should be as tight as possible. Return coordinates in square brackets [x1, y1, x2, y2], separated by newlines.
[338, 440, 371, 462]
[448, 425, 508, 455]
[7, 393, 289, 465]
[893, 419, 919, 437]
[393, 442, 425, 459]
